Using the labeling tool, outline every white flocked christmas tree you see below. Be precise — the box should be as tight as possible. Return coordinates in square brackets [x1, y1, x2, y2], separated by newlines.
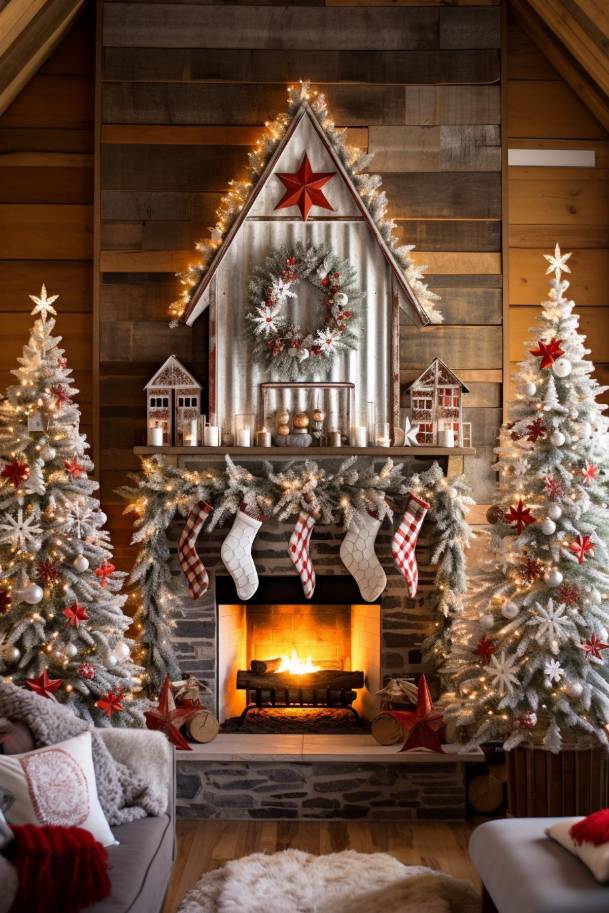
[442, 246, 609, 752]
[0, 287, 143, 724]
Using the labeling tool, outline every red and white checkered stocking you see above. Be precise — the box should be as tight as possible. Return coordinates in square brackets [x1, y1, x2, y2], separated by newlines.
[391, 492, 430, 597]
[289, 510, 317, 599]
[178, 501, 213, 598]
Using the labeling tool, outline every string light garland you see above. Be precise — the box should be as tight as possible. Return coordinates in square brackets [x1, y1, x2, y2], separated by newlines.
[168, 81, 443, 326]
[120, 456, 472, 694]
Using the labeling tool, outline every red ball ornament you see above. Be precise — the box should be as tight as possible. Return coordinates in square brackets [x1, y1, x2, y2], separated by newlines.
[77, 662, 96, 681]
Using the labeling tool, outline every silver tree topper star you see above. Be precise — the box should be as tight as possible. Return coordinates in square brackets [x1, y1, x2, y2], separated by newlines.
[544, 244, 572, 280]
[29, 284, 59, 320]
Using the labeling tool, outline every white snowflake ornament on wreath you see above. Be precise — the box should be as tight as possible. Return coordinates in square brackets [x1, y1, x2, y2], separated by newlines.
[315, 327, 341, 356]
[251, 303, 283, 337]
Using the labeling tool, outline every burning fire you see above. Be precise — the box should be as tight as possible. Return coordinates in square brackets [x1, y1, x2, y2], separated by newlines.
[278, 648, 320, 675]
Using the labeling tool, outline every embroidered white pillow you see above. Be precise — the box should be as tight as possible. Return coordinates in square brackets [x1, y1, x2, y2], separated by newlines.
[546, 818, 609, 883]
[0, 731, 116, 847]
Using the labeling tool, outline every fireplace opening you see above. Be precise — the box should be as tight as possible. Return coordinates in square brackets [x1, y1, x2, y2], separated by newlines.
[217, 578, 381, 730]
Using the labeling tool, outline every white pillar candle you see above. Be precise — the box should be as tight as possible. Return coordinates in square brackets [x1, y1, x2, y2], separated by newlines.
[186, 418, 198, 446]
[150, 426, 163, 447]
[354, 426, 368, 448]
[204, 425, 220, 447]
[439, 428, 455, 448]
[237, 429, 251, 447]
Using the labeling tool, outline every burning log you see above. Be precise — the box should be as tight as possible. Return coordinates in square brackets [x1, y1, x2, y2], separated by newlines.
[236, 669, 364, 691]
[250, 657, 282, 674]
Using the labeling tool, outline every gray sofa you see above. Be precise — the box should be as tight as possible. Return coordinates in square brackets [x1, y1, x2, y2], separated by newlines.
[89, 733, 176, 913]
[470, 818, 609, 913]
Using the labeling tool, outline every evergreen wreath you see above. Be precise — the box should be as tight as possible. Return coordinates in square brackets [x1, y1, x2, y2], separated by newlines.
[246, 241, 361, 381]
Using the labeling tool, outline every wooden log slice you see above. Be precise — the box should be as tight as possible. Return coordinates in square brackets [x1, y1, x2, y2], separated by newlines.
[467, 773, 504, 813]
[186, 709, 219, 744]
[371, 712, 404, 746]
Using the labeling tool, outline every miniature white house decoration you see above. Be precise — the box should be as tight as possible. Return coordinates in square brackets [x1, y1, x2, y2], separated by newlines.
[145, 355, 202, 446]
[408, 359, 469, 448]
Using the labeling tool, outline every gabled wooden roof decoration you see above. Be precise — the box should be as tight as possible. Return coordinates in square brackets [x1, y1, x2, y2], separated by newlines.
[409, 358, 470, 394]
[174, 83, 443, 329]
[0, 0, 85, 115]
[144, 355, 201, 391]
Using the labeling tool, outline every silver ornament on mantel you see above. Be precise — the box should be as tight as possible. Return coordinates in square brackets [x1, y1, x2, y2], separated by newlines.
[73, 554, 89, 572]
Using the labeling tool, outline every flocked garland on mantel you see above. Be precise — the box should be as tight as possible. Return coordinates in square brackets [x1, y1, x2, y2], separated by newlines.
[119, 456, 472, 694]
[246, 241, 361, 381]
[168, 81, 443, 326]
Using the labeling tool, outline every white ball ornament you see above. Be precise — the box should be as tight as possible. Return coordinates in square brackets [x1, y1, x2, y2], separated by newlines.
[334, 292, 348, 308]
[65, 643, 78, 658]
[547, 504, 562, 521]
[73, 554, 89, 572]
[566, 681, 583, 699]
[107, 654, 117, 667]
[541, 518, 556, 535]
[552, 357, 572, 378]
[479, 613, 495, 629]
[524, 382, 537, 397]
[23, 582, 43, 605]
[591, 590, 602, 605]
[98, 512, 107, 526]
[502, 602, 520, 620]
[2, 644, 20, 664]
[546, 568, 564, 587]
[550, 430, 566, 447]
[41, 445, 56, 461]
[113, 642, 130, 661]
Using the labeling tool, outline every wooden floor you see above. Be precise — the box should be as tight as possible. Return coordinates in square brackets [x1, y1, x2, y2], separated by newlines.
[163, 819, 481, 912]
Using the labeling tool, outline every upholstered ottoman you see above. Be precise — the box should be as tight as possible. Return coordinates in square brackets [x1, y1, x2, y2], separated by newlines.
[469, 818, 609, 913]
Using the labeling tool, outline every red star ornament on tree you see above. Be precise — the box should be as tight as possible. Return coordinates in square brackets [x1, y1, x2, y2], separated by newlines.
[474, 636, 495, 664]
[36, 560, 59, 586]
[51, 385, 70, 408]
[388, 675, 445, 753]
[1, 460, 29, 488]
[96, 690, 124, 718]
[274, 153, 335, 221]
[521, 557, 542, 582]
[569, 534, 595, 564]
[26, 669, 62, 699]
[583, 635, 609, 661]
[530, 337, 565, 369]
[0, 589, 11, 615]
[63, 602, 88, 627]
[544, 476, 564, 500]
[505, 500, 536, 534]
[64, 456, 86, 479]
[526, 418, 545, 443]
[144, 676, 198, 751]
[582, 463, 598, 486]
[95, 561, 115, 589]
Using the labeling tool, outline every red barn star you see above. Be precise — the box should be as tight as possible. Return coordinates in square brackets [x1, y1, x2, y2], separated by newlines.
[530, 338, 565, 369]
[505, 500, 536, 534]
[144, 676, 198, 751]
[569, 534, 595, 564]
[274, 153, 335, 221]
[26, 669, 62, 699]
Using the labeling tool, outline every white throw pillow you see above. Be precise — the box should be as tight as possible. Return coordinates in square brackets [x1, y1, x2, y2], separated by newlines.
[546, 818, 609, 883]
[0, 731, 117, 847]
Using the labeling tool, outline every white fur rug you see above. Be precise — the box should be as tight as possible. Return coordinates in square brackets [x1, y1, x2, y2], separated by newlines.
[178, 849, 479, 913]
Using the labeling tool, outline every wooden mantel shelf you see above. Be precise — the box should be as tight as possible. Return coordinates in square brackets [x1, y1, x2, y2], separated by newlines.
[134, 445, 476, 458]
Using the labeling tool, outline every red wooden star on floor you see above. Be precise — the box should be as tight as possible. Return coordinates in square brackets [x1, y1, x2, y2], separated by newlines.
[1, 459, 29, 488]
[474, 636, 496, 664]
[95, 561, 115, 589]
[526, 418, 545, 443]
[388, 675, 445, 753]
[505, 499, 536, 534]
[274, 152, 335, 221]
[26, 669, 62, 699]
[582, 463, 598, 486]
[569, 534, 595, 564]
[64, 456, 86, 479]
[96, 689, 124, 718]
[144, 676, 198, 751]
[529, 338, 565, 368]
[63, 602, 88, 627]
[583, 635, 609, 661]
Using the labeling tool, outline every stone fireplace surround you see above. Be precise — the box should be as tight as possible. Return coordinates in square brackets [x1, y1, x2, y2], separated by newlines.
[158, 452, 483, 820]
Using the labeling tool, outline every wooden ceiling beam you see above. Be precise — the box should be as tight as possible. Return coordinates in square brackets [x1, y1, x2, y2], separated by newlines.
[0, 0, 85, 116]
[526, 0, 609, 97]
[511, 0, 609, 132]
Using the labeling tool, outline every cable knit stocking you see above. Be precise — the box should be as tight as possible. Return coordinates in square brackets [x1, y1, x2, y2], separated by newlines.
[220, 504, 263, 600]
[339, 508, 386, 602]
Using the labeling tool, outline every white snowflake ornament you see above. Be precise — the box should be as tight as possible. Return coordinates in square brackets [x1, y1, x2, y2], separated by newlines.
[0, 507, 43, 551]
[487, 651, 520, 696]
[527, 599, 575, 655]
[251, 304, 282, 337]
[29, 284, 59, 320]
[544, 659, 564, 684]
[315, 328, 341, 356]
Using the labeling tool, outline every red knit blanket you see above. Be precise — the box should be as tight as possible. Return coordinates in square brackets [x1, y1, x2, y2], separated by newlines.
[5, 824, 111, 913]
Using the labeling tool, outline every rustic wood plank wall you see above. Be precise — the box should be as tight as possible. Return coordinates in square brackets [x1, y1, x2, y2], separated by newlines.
[0, 7, 95, 453]
[507, 15, 609, 401]
[98, 0, 502, 566]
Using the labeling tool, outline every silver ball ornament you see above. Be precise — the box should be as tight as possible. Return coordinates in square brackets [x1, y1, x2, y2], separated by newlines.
[541, 518, 556, 535]
[113, 642, 130, 661]
[524, 382, 537, 397]
[550, 430, 566, 447]
[98, 512, 107, 526]
[591, 590, 602, 605]
[502, 602, 520, 620]
[23, 582, 43, 605]
[546, 568, 563, 587]
[65, 643, 78, 658]
[107, 654, 117, 667]
[41, 445, 56, 461]
[552, 357, 572, 378]
[566, 681, 583, 699]
[479, 613, 495, 629]
[73, 554, 89, 572]
[547, 504, 562, 521]
[2, 644, 21, 663]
